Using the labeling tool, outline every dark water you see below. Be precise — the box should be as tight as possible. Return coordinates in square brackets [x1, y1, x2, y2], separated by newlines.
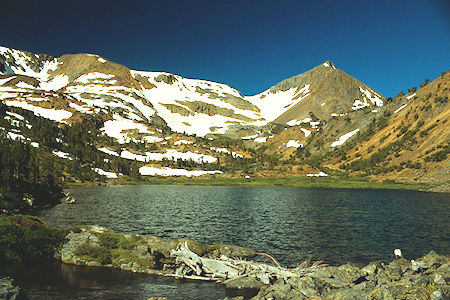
[1, 261, 232, 300]
[11, 185, 449, 299]
[39, 185, 449, 266]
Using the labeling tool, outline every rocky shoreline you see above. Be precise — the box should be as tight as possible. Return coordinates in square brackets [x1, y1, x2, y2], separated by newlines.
[54, 226, 449, 299]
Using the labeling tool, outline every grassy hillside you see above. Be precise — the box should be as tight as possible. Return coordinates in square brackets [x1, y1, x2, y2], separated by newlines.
[327, 71, 449, 191]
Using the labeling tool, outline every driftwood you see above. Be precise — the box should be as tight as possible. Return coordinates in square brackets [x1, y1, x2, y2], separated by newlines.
[169, 242, 325, 285]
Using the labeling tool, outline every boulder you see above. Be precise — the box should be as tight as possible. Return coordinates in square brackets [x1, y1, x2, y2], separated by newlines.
[225, 276, 262, 290]
[386, 261, 402, 281]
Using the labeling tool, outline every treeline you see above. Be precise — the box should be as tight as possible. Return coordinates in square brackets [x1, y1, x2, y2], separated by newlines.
[4, 105, 143, 182]
[158, 157, 222, 171]
[0, 130, 63, 212]
[0, 103, 147, 212]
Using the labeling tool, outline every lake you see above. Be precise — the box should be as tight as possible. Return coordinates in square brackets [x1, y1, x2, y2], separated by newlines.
[38, 185, 449, 266]
[4, 185, 449, 299]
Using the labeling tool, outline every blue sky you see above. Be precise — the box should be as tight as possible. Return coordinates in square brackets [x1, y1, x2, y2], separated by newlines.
[1, 0, 448, 96]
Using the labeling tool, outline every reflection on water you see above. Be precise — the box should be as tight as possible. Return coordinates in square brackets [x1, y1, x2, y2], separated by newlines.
[1, 261, 228, 300]
[37, 186, 450, 266]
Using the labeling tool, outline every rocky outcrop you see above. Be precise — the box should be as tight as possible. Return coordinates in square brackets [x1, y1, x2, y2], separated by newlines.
[56, 227, 449, 299]
[56, 226, 255, 276]
[253, 251, 450, 299]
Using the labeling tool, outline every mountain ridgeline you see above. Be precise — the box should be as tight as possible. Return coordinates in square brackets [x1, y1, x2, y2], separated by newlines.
[0, 45, 448, 210]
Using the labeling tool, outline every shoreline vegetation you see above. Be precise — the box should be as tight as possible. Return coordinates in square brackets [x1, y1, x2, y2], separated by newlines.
[0, 215, 448, 299]
[65, 175, 441, 193]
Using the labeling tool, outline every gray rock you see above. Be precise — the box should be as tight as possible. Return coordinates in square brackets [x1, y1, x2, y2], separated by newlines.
[361, 262, 379, 276]
[332, 263, 362, 284]
[424, 251, 447, 269]
[431, 289, 448, 300]
[288, 276, 318, 298]
[252, 279, 301, 300]
[386, 261, 402, 281]
[225, 276, 261, 290]
[326, 288, 367, 299]
[373, 269, 391, 285]
[434, 274, 446, 285]
[412, 259, 428, 272]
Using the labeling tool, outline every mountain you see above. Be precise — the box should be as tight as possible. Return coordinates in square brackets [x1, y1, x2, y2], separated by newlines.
[0, 45, 447, 190]
[0, 46, 384, 138]
[326, 71, 449, 190]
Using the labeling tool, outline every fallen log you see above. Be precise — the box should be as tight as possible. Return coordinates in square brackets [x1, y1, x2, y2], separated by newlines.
[169, 242, 325, 285]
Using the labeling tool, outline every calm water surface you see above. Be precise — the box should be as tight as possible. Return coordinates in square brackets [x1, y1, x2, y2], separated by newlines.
[14, 185, 449, 299]
[39, 185, 449, 266]
[1, 261, 230, 300]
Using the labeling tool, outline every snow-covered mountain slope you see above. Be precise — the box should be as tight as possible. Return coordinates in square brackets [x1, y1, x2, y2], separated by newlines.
[0, 46, 263, 140]
[130, 70, 263, 136]
[0, 46, 385, 145]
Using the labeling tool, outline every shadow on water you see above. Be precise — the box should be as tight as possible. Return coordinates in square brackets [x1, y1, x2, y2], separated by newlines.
[1, 261, 232, 300]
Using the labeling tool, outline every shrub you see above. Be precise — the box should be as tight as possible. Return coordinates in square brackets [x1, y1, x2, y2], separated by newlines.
[425, 149, 449, 162]
[119, 235, 141, 250]
[0, 215, 67, 263]
[98, 232, 119, 249]
[74, 242, 112, 264]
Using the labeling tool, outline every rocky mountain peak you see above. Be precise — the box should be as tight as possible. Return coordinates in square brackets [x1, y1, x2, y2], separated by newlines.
[321, 60, 336, 69]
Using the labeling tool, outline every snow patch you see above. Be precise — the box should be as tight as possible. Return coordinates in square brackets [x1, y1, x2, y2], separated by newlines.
[143, 136, 164, 143]
[285, 140, 303, 148]
[331, 129, 359, 147]
[139, 166, 222, 177]
[174, 139, 194, 145]
[76, 72, 115, 84]
[94, 168, 118, 179]
[6, 111, 24, 120]
[39, 75, 69, 91]
[394, 104, 407, 114]
[287, 119, 302, 126]
[0, 77, 15, 85]
[247, 85, 310, 122]
[242, 134, 258, 140]
[307, 172, 328, 177]
[254, 137, 267, 143]
[16, 82, 35, 89]
[301, 117, 312, 123]
[352, 99, 369, 110]
[101, 115, 154, 144]
[146, 149, 217, 163]
[359, 86, 383, 107]
[52, 150, 72, 160]
[4, 100, 72, 123]
[331, 113, 347, 117]
[7, 132, 25, 140]
[300, 128, 311, 137]
[406, 93, 416, 100]
[98, 147, 119, 156]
